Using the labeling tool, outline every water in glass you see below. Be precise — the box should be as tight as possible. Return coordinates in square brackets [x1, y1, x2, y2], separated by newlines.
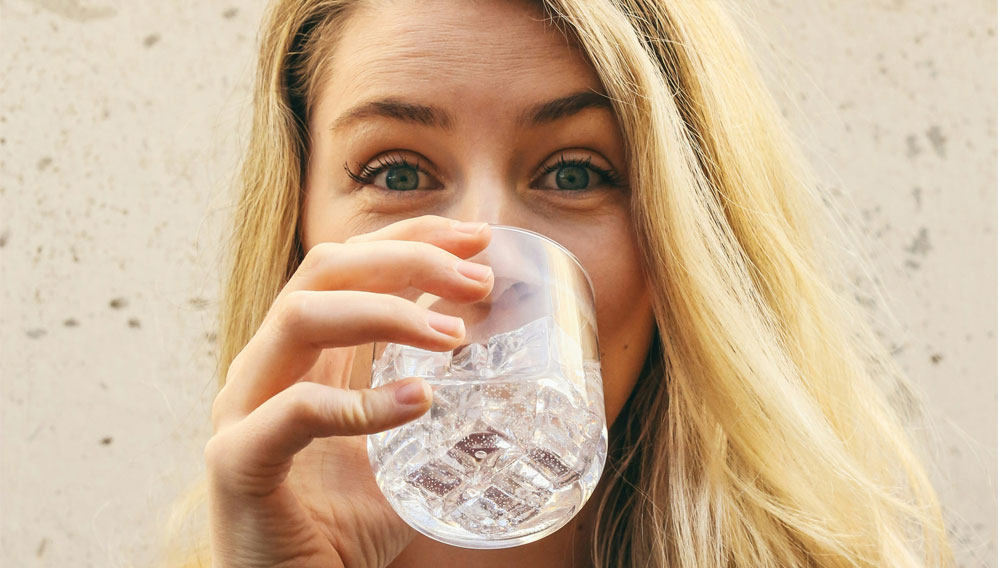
[368, 316, 607, 548]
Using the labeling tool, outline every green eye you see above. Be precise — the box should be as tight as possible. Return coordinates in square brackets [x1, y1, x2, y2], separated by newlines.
[533, 155, 626, 192]
[555, 165, 590, 190]
[344, 155, 440, 192]
[385, 165, 419, 191]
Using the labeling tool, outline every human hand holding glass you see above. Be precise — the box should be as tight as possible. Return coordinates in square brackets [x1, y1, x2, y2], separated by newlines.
[205, 217, 497, 568]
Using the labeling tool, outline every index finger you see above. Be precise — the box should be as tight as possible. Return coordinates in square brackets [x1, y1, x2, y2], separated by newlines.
[279, 214, 491, 302]
[347, 215, 490, 252]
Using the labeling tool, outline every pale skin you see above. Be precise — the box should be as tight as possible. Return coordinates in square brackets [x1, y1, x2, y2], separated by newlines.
[206, 1, 655, 567]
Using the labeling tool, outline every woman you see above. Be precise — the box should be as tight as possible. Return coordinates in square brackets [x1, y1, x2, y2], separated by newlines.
[181, 0, 955, 566]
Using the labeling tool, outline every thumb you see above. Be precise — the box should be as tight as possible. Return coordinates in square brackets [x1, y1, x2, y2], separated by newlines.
[212, 379, 433, 482]
[307, 377, 434, 438]
[349, 377, 435, 433]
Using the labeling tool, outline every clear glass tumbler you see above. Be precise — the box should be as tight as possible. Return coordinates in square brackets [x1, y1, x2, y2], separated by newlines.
[367, 225, 607, 549]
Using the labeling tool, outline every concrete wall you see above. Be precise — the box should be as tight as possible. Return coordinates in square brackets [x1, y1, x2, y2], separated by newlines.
[2, 0, 995, 566]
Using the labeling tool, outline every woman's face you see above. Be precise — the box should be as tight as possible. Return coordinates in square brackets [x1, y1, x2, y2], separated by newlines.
[301, 0, 655, 427]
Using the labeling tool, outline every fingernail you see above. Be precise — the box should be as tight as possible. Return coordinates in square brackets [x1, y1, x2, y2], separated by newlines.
[452, 221, 487, 234]
[426, 311, 464, 338]
[455, 260, 492, 283]
[395, 379, 431, 405]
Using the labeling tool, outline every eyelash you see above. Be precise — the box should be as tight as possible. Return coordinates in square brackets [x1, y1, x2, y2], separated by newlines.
[342, 154, 627, 190]
[538, 155, 628, 188]
[343, 155, 435, 187]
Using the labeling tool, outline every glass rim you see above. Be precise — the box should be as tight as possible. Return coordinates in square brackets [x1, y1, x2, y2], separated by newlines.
[485, 224, 596, 301]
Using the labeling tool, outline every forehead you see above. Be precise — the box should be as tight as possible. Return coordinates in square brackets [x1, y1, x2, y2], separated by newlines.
[317, 0, 605, 120]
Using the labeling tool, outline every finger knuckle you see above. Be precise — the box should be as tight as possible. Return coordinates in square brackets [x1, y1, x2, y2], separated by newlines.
[225, 350, 246, 382]
[376, 294, 415, 329]
[203, 432, 233, 473]
[211, 365, 243, 430]
[339, 392, 370, 432]
[203, 431, 266, 493]
[283, 382, 320, 422]
[401, 239, 425, 258]
[406, 241, 447, 270]
[300, 241, 341, 273]
[210, 390, 229, 431]
[274, 290, 311, 329]
[294, 383, 363, 432]
[345, 231, 369, 244]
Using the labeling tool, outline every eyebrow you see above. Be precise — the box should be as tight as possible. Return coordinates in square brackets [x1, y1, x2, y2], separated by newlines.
[329, 90, 613, 132]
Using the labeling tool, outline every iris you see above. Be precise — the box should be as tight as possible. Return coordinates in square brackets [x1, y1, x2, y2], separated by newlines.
[385, 165, 419, 191]
[555, 165, 589, 190]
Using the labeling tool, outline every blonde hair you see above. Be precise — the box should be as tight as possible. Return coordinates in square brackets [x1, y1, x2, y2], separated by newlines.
[165, 1, 954, 566]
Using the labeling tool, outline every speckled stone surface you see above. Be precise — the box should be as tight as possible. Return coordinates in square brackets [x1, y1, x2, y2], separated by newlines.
[1, 1, 995, 566]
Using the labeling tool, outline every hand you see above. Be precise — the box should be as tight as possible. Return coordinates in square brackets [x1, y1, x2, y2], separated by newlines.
[205, 215, 494, 568]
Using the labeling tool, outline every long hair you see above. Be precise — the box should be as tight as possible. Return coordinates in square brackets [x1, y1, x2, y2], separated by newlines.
[165, 1, 954, 566]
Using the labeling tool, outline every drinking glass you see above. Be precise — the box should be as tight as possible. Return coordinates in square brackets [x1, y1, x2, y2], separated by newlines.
[367, 225, 607, 549]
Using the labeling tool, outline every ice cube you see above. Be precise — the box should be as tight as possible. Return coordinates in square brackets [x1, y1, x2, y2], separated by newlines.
[487, 316, 555, 377]
[482, 382, 536, 444]
[526, 446, 580, 488]
[371, 343, 399, 384]
[426, 384, 481, 449]
[446, 422, 513, 474]
[448, 383, 484, 425]
[450, 342, 489, 377]
[583, 360, 605, 415]
[406, 460, 464, 499]
[483, 485, 539, 526]
[388, 344, 451, 379]
[375, 430, 425, 473]
[579, 436, 607, 487]
[450, 495, 504, 536]
[429, 384, 456, 421]
[529, 415, 585, 488]
[481, 381, 517, 404]
[583, 412, 605, 441]
[536, 384, 570, 415]
[450, 484, 538, 535]
[495, 456, 554, 508]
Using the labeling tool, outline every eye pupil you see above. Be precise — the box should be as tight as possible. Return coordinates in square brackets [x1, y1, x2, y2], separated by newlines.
[556, 165, 589, 190]
[385, 165, 419, 191]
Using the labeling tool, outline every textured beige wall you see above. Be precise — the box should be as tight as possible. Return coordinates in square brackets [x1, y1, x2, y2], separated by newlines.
[1, 1, 995, 566]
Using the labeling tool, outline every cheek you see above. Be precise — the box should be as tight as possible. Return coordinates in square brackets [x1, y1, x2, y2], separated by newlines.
[588, 243, 650, 354]
[301, 174, 338, 250]
[300, 172, 369, 248]
[566, 223, 647, 341]
[569, 223, 654, 424]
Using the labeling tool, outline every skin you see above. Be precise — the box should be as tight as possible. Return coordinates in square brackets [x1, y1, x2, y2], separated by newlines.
[206, 1, 655, 567]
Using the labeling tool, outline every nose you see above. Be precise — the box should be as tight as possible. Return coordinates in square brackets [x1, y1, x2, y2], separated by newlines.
[446, 176, 526, 228]
[449, 186, 547, 303]
[446, 180, 517, 293]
